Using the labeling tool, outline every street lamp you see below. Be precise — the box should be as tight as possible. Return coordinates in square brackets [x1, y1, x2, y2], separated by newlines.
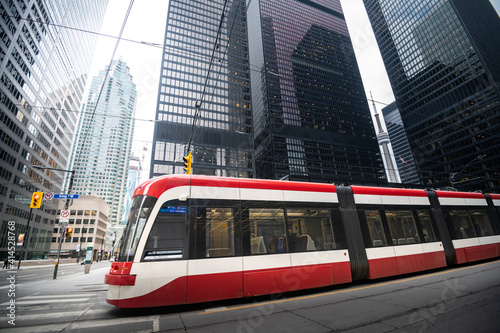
[33, 165, 75, 279]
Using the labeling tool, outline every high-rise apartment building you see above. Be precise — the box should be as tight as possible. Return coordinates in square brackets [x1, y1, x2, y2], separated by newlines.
[67, 59, 136, 226]
[0, 0, 108, 259]
[363, 0, 500, 191]
[150, 0, 386, 184]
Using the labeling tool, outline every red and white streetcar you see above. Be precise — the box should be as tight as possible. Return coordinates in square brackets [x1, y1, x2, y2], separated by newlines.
[105, 175, 500, 308]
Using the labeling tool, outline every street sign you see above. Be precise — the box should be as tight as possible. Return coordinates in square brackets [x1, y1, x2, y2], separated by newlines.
[44, 192, 54, 200]
[54, 194, 79, 199]
[60, 210, 70, 223]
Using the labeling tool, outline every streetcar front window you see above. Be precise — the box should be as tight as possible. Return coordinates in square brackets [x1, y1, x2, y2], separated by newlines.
[118, 196, 157, 262]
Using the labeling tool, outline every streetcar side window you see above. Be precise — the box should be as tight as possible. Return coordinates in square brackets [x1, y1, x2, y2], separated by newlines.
[386, 210, 420, 245]
[285, 208, 336, 251]
[447, 210, 476, 239]
[364, 210, 387, 247]
[416, 210, 437, 242]
[249, 208, 287, 254]
[469, 209, 494, 237]
[194, 207, 235, 258]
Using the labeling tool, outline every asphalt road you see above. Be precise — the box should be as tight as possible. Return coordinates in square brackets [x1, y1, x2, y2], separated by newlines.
[0, 259, 499, 332]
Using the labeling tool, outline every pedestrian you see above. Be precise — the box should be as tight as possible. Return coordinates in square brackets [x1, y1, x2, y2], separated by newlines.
[2, 258, 8, 269]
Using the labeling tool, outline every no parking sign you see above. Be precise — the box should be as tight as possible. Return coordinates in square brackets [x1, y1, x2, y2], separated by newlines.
[60, 210, 70, 223]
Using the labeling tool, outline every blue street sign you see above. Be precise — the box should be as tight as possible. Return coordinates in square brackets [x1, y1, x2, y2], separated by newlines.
[54, 194, 79, 199]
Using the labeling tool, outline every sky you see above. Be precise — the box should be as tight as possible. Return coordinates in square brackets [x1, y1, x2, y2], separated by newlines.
[86, 0, 500, 182]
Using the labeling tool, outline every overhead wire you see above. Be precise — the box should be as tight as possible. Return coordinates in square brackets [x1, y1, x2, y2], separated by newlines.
[4, 5, 498, 187]
[186, 0, 229, 153]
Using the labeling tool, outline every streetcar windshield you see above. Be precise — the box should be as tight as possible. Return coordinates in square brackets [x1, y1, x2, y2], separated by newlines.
[118, 195, 157, 262]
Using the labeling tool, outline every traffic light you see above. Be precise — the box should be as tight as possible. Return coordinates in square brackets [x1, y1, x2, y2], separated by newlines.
[30, 192, 44, 208]
[66, 227, 73, 239]
[183, 153, 192, 174]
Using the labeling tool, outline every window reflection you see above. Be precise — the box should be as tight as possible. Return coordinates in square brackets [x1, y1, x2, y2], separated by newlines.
[364, 210, 387, 247]
[249, 208, 287, 254]
[386, 210, 420, 245]
[285, 208, 336, 251]
[195, 207, 234, 258]
[416, 210, 437, 242]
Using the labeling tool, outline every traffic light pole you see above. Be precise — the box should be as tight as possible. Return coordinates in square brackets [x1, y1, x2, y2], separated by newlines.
[53, 170, 75, 279]
[53, 227, 66, 279]
[17, 208, 33, 269]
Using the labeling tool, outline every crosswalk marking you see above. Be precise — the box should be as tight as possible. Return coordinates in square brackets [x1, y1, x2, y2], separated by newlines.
[1, 298, 90, 306]
[0, 293, 96, 306]
[0, 284, 22, 289]
[13, 309, 89, 321]
[20, 293, 96, 299]
[16, 274, 37, 278]
[0, 315, 159, 333]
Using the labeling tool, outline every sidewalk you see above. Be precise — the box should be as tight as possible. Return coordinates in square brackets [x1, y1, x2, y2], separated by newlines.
[12, 258, 112, 269]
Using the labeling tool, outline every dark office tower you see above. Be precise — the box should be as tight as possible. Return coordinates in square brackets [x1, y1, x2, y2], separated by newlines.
[363, 0, 500, 192]
[0, 0, 108, 259]
[151, 0, 385, 184]
[151, 0, 254, 178]
[382, 102, 420, 184]
[248, 0, 385, 183]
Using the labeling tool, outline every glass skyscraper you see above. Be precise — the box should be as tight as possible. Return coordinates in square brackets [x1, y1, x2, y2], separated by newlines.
[68, 59, 136, 226]
[248, 0, 385, 183]
[363, 0, 500, 191]
[151, 0, 254, 178]
[151, 0, 385, 184]
[0, 0, 108, 259]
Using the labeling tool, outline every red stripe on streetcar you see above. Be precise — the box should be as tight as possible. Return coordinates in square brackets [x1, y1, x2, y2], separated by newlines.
[351, 186, 427, 197]
[456, 243, 500, 263]
[367, 250, 447, 279]
[424, 251, 447, 270]
[133, 175, 337, 199]
[107, 276, 188, 308]
[238, 178, 336, 193]
[434, 190, 485, 199]
[187, 271, 243, 304]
